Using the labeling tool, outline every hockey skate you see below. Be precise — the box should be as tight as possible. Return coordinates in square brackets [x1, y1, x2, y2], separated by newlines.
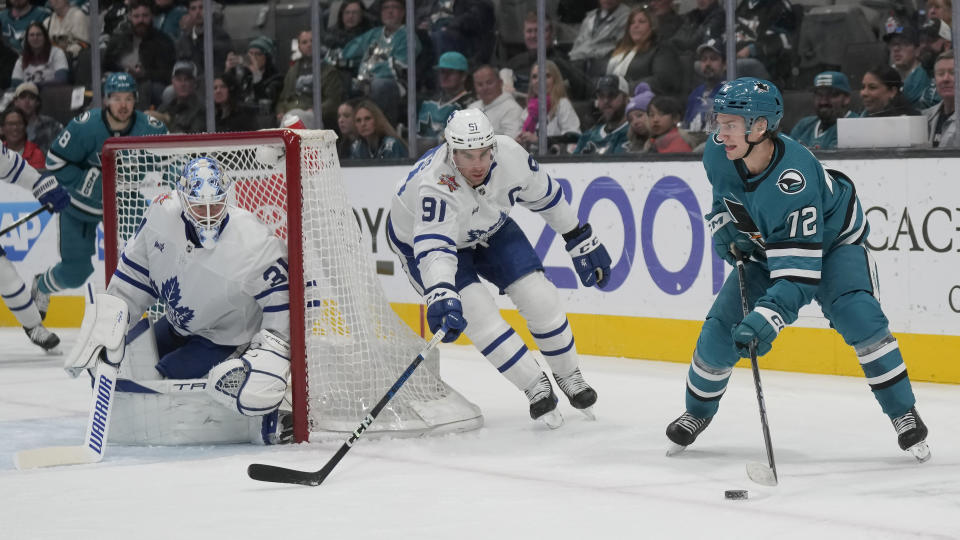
[23, 324, 60, 352]
[665, 412, 713, 456]
[31, 274, 49, 321]
[891, 406, 930, 463]
[525, 373, 563, 429]
[554, 368, 597, 420]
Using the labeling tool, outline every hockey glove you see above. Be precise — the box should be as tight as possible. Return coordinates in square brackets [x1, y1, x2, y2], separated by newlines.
[32, 173, 70, 213]
[424, 283, 466, 343]
[564, 223, 612, 288]
[732, 307, 786, 357]
[707, 211, 754, 265]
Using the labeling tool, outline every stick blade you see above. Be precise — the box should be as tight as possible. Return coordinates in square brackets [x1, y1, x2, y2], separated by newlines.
[14, 445, 101, 470]
[247, 463, 327, 486]
[746, 462, 778, 486]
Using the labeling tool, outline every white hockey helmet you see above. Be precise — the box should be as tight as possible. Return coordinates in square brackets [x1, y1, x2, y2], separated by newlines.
[444, 108, 495, 150]
[177, 156, 230, 248]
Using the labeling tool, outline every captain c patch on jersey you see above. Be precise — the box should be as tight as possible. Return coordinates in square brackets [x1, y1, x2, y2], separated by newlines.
[776, 169, 806, 195]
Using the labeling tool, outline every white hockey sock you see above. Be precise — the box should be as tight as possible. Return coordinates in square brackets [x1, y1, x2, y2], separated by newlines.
[506, 273, 579, 376]
[0, 257, 42, 329]
[530, 317, 578, 377]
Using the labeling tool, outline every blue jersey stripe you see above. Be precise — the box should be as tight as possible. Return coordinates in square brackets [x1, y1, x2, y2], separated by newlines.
[262, 304, 290, 313]
[413, 233, 456, 246]
[120, 253, 150, 278]
[254, 284, 289, 300]
[530, 185, 564, 213]
[497, 346, 528, 373]
[114, 270, 158, 298]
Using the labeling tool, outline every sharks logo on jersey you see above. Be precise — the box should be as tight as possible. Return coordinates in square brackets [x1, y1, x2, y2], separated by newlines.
[777, 169, 806, 195]
[723, 197, 765, 247]
[158, 277, 195, 331]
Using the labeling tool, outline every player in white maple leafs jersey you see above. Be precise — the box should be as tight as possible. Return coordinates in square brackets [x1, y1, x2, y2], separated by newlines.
[0, 144, 69, 351]
[388, 108, 612, 427]
[107, 157, 291, 420]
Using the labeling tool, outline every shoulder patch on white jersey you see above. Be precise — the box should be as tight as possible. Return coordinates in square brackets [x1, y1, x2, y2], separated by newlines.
[437, 173, 460, 192]
[776, 169, 806, 195]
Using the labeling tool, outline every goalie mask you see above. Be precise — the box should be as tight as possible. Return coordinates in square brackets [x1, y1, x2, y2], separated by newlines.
[444, 108, 496, 186]
[177, 156, 230, 248]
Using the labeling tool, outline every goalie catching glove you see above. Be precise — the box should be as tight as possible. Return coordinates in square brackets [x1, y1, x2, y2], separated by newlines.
[424, 283, 466, 343]
[563, 223, 612, 288]
[207, 329, 291, 416]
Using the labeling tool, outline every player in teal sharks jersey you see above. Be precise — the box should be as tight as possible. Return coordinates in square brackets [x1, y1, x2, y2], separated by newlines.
[665, 77, 931, 463]
[32, 72, 168, 317]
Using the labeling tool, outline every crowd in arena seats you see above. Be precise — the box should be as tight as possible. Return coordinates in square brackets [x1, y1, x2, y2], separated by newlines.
[0, 0, 955, 163]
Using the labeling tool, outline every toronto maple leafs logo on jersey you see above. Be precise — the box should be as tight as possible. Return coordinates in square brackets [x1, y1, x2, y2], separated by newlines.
[158, 277, 195, 331]
[438, 174, 460, 192]
[466, 211, 508, 243]
[776, 169, 806, 194]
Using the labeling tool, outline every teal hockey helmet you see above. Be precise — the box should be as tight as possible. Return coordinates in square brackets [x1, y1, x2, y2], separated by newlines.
[103, 72, 138, 98]
[713, 77, 784, 131]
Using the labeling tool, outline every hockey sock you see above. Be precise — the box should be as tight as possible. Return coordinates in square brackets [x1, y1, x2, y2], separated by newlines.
[0, 257, 42, 329]
[855, 333, 916, 418]
[530, 318, 578, 376]
[684, 350, 732, 419]
[506, 273, 578, 376]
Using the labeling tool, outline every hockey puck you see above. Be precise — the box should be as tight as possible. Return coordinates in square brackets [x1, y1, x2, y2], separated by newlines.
[724, 489, 748, 500]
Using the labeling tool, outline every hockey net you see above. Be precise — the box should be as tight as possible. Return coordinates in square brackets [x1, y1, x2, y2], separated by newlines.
[102, 130, 482, 442]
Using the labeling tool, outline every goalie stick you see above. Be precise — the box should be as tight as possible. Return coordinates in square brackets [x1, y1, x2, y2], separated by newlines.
[0, 204, 50, 236]
[732, 246, 779, 487]
[247, 327, 447, 486]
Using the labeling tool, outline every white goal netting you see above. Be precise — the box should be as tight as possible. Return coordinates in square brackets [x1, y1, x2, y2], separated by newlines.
[102, 130, 482, 441]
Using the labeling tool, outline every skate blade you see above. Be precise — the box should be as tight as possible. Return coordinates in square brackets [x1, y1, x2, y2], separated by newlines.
[537, 409, 564, 429]
[746, 462, 778, 486]
[908, 441, 931, 463]
[665, 443, 687, 457]
[577, 406, 596, 421]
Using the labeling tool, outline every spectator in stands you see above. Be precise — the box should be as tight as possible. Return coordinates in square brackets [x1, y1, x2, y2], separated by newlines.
[924, 50, 957, 148]
[12, 83, 61, 153]
[276, 30, 343, 131]
[104, 0, 175, 109]
[670, 0, 725, 55]
[683, 38, 726, 139]
[415, 0, 495, 66]
[606, 5, 682, 99]
[350, 99, 407, 159]
[574, 74, 630, 155]
[214, 70, 258, 132]
[417, 51, 473, 151]
[153, 0, 186, 41]
[10, 22, 68, 88]
[322, 0, 373, 54]
[175, 0, 232, 76]
[467, 65, 522, 139]
[916, 18, 952, 105]
[1, 107, 43, 169]
[649, 0, 682, 38]
[925, 0, 952, 28]
[624, 82, 654, 152]
[516, 60, 581, 152]
[569, 0, 631, 78]
[505, 13, 589, 100]
[339, 0, 420, 126]
[734, 0, 798, 86]
[644, 95, 693, 153]
[147, 60, 204, 134]
[336, 99, 359, 160]
[790, 71, 855, 150]
[44, 0, 89, 61]
[0, 0, 50, 54]
[883, 17, 934, 111]
[237, 36, 284, 117]
[859, 65, 920, 117]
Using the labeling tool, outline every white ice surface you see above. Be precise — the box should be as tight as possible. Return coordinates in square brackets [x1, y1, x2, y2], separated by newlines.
[1, 328, 958, 540]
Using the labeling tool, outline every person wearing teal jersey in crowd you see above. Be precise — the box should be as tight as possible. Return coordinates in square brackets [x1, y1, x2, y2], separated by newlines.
[789, 71, 856, 150]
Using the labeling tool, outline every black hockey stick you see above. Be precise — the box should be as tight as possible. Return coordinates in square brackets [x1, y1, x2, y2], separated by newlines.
[0, 205, 50, 236]
[247, 327, 448, 486]
[731, 246, 779, 487]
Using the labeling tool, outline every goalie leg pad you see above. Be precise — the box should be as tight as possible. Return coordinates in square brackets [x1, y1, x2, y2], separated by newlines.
[0, 256, 42, 329]
[65, 284, 129, 378]
[206, 347, 290, 416]
[506, 272, 578, 376]
[460, 282, 542, 391]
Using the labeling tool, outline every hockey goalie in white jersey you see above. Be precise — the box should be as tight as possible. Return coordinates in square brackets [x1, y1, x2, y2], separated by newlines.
[388, 109, 612, 427]
[67, 156, 292, 445]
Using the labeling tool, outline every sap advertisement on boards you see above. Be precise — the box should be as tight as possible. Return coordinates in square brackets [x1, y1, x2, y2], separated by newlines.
[2, 157, 958, 335]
